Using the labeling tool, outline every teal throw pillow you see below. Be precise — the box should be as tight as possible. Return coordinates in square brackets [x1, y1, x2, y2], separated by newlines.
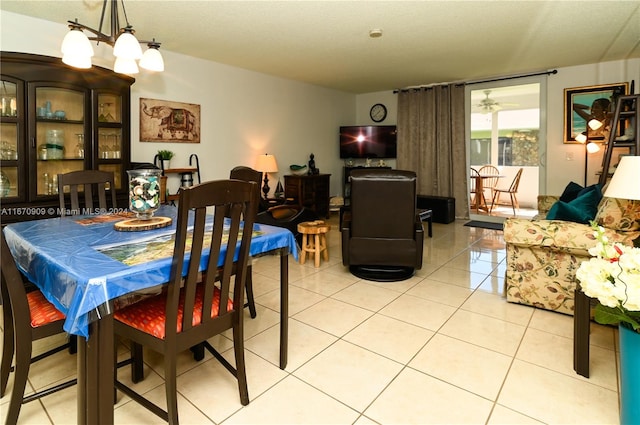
[546, 185, 602, 224]
[559, 181, 584, 202]
[576, 183, 602, 198]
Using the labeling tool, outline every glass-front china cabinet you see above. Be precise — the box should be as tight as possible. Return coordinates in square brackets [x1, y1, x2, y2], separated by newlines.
[0, 52, 134, 223]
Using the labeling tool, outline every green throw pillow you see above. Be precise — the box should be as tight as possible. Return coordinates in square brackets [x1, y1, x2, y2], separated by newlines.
[546, 185, 602, 224]
[559, 181, 584, 202]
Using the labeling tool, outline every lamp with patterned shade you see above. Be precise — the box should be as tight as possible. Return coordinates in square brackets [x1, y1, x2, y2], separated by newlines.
[255, 154, 278, 200]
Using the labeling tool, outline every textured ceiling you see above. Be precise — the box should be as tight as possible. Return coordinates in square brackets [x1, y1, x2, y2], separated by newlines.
[2, 0, 639, 94]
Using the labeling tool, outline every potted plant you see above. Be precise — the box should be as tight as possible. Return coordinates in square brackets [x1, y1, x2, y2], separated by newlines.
[156, 150, 174, 170]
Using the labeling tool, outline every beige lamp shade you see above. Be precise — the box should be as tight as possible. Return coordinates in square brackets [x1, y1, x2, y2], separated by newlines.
[255, 154, 278, 173]
[604, 156, 640, 200]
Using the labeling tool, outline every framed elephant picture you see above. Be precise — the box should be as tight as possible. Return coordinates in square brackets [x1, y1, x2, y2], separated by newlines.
[140, 98, 201, 143]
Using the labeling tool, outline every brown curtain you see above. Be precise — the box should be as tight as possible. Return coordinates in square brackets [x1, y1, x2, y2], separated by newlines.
[396, 84, 468, 219]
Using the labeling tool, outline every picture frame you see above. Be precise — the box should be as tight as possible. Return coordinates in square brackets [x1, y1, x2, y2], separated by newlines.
[564, 82, 628, 143]
[140, 98, 201, 143]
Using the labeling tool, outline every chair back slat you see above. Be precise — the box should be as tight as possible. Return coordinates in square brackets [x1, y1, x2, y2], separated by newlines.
[165, 179, 258, 340]
[470, 167, 480, 192]
[82, 184, 94, 211]
[200, 208, 222, 323]
[96, 182, 108, 209]
[478, 165, 500, 190]
[58, 170, 117, 216]
[509, 168, 524, 192]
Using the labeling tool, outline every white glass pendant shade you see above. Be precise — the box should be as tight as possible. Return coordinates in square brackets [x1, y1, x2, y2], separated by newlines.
[139, 47, 164, 72]
[62, 53, 92, 69]
[586, 142, 600, 154]
[588, 119, 604, 131]
[61, 28, 94, 57]
[114, 57, 139, 74]
[575, 133, 587, 143]
[113, 31, 143, 59]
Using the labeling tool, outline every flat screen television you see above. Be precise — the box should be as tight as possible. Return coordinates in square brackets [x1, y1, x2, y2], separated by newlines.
[339, 125, 397, 159]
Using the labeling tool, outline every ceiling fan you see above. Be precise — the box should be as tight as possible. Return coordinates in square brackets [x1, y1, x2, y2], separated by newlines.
[474, 90, 518, 113]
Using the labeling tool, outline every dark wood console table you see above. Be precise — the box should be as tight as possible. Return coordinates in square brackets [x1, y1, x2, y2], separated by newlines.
[284, 174, 331, 218]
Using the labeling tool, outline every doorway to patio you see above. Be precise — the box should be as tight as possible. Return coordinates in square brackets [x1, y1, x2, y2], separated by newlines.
[466, 78, 546, 222]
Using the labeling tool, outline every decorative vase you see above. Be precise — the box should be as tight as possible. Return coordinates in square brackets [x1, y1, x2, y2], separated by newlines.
[619, 323, 640, 425]
[127, 169, 161, 220]
[161, 159, 171, 170]
[46, 129, 65, 159]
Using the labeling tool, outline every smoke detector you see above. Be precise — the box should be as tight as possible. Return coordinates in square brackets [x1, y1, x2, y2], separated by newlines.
[369, 29, 383, 38]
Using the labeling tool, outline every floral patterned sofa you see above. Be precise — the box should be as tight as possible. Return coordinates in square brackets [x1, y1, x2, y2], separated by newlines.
[503, 196, 640, 315]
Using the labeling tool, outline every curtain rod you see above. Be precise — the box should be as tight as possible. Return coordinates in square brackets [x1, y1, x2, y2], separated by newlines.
[393, 69, 558, 93]
[462, 69, 558, 86]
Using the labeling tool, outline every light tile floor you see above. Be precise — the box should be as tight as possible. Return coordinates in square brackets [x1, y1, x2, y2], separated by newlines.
[1, 215, 621, 424]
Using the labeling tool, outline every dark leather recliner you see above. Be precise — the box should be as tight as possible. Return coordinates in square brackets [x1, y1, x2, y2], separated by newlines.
[341, 169, 424, 281]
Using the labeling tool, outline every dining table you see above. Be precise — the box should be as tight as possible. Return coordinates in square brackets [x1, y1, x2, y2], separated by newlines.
[471, 173, 504, 213]
[3, 204, 298, 424]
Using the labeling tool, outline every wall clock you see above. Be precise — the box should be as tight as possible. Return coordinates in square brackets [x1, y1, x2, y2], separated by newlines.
[370, 103, 387, 122]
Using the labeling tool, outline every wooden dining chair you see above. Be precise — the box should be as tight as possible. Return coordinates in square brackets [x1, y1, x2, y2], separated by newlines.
[490, 168, 524, 216]
[478, 164, 500, 204]
[57, 170, 118, 370]
[1, 231, 77, 425]
[113, 179, 258, 424]
[127, 168, 260, 372]
[57, 169, 117, 216]
[229, 166, 263, 319]
[469, 167, 482, 210]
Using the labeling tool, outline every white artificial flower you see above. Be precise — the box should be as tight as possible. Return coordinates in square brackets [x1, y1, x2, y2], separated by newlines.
[578, 223, 640, 327]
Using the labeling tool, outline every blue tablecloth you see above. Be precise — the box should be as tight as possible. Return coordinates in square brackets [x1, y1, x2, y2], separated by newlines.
[3, 205, 297, 338]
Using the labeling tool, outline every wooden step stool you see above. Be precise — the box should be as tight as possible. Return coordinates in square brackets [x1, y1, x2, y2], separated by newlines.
[297, 220, 330, 267]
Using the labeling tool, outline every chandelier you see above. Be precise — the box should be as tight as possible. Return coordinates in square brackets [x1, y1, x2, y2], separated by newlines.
[61, 0, 164, 74]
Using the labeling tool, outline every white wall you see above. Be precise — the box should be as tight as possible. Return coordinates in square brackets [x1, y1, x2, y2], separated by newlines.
[1, 11, 355, 197]
[349, 90, 398, 169]
[356, 59, 640, 199]
[546, 60, 640, 194]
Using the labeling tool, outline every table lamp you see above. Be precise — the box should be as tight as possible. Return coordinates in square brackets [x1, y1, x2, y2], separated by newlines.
[604, 156, 640, 200]
[605, 155, 640, 247]
[255, 154, 278, 199]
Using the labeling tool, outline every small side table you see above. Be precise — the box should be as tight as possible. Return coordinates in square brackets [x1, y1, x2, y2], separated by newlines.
[298, 220, 331, 267]
[418, 209, 433, 237]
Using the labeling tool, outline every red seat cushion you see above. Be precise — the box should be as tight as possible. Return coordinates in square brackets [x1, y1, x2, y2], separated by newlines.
[114, 285, 233, 339]
[26, 290, 66, 328]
